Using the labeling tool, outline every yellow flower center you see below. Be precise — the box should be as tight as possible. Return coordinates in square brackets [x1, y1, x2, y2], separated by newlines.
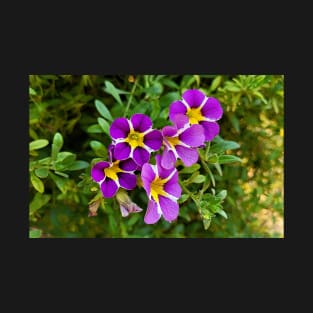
[165, 135, 181, 148]
[104, 161, 122, 181]
[150, 176, 169, 203]
[186, 107, 205, 124]
[125, 129, 145, 149]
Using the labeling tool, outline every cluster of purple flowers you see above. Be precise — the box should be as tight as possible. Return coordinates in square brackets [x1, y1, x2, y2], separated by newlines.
[91, 89, 223, 224]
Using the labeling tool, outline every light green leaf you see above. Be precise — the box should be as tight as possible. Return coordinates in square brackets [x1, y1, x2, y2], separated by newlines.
[87, 124, 103, 133]
[35, 168, 49, 178]
[95, 99, 113, 121]
[54, 171, 69, 178]
[216, 189, 227, 200]
[49, 172, 67, 193]
[103, 81, 123, 105]
[97, 117, 110, 135]
[30, 193, 51, 215]
[29, 139, 49, 151]
[192, 175, 206, 184]
[178, 194, 190, 203]
[179, 163, 201, 174]
[51, 132, 64, 160]
[210, 75, 223, 91]
[218, 155, 242, 164]
[210, 140, 240, 154]
[29, 87, 37, 95]
[216, 209, 228, 219]
[66, 160, 89, 171]
[29, 228, 42, 238]
[90, 140, 107, 157]
[30, 172, 44, 193]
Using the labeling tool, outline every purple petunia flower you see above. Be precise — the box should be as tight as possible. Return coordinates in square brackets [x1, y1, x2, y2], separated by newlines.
[169, 89, 223, 142]
[109, 113, 163, 167]
[141, 155, 182, 224]
[91, 145, 138, 198]
[161, 114, 205, 169]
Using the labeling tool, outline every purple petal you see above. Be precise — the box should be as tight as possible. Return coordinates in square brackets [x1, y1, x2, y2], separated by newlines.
[144, 200, 161, 224]
[91, 161, 110, 182]
[144, 129, 163, 150]
[182, 89, 205, 108]
[131, 113, 152, 132]
[118, 172, 137, 190]
[113, 142, 131, 160]
[179, 124, 205, 147]
[201, 97, 223, 121]
[159, 196, 179, 222]
[164, 172, 181, 198]
[169, 100, 187, 123]
[119, 158, 138, 171]
[175, 145, 199, 166]
[133, 147, 150, 166]
[200, 121, 220, 142]
[109, 117, 130, 140]
[100, 178, 119, 198]
[172, 114, 189, 129]
[155, 154, 175, 178]
[161, 149, 177, 169]
[108, 143, 115, 162]
[162, 126, 177, 137]
[141, 163, 156, 195]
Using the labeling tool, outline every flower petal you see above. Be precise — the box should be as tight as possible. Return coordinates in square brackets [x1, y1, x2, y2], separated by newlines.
[161, 148, 177, 169]
[155, 154, 175, 178]
[182, 89, 205, 108]
[164, 172, 181, 198]
[162, 126, 177, 137]
[119, 158, 138, 171]
[144, 200, 161, 224]
[100, 178, 119, 198]
[175, 145, 199, 166]
[118, 172, 137, 190]
[159, 196, 179, 222]
[108, 143, 115, 162]
[113, 142, 131, 160]
[169, 100, 187, 123]
[201, 97, 223, 121]
[109, 117, 130, 140]
[141, 163, 156, 195]
[200, 121, 220, 142]
[131, 113, 152, 132]
[144, 129, 163, 150]
[91, 161, 110, 182]
[133, 147, 150, 166]
[172, 114, 189, 129]
[179, 124, 205, 147]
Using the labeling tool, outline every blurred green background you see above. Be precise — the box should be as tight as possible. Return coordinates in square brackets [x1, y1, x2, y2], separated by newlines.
[29, 75, 284, 238]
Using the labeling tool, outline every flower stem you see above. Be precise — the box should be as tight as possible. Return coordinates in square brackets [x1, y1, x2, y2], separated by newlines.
[199, 154, 215, 187]
[123, 77, 138, 117]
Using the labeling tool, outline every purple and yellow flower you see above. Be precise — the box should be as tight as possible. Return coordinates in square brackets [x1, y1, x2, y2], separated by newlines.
[91, 147, 138, 198]
[141, 155, 182, 224]
[109, 113, 163, 166]
[161, 114, 205, 169]
[169, 89, 223, 142]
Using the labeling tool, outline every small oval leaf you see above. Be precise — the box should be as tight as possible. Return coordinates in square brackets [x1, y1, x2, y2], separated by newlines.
[29, 139, 49, 151]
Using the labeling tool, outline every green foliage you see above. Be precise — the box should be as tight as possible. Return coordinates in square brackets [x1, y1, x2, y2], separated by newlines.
[29, 74, 284, 238]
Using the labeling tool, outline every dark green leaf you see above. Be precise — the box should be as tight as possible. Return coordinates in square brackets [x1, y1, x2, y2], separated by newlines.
[90, 140, 107, 157]
[29, 139, 49, 151]
[30, 173, 44, 193]
[179, 163, 201, 174]
[49, 172, 67, 193]
[87, 124, 103, 133]
[54, 171, 69, 178]
[210, 140, 240, 154]
[103, 81, 123, 105]
[218, 155, 242, 164]
[66, 160, 89, 171]
[95, 99, 113, 121]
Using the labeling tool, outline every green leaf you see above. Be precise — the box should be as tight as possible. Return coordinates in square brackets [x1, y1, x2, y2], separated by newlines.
[29, 87, 37, 95]
[30, 172, 44, 193]
[193, 175, 206, 184]
[29, 228, 42, 238]
[178, 194, 190, 203]
[218, 155, 242, 164]
[216, 189, 227, 200]
[210, 75, 223, 91]
[54, 152, 76, 171]
[203, 217, 212, 230]
[103, 80, 123, 105]
[66, 160, 89, 171]
[95, 99, 113, 121]
[97, 117, 110, 135]
[54, 171, 69, 178]
[49, 172, 67, 193]
[51, 132, 63, 160]
[216, 209, 228, 219]
[29, 139, 49, 151]
[207, 154, 219, 163]
[34, 168, 49, 178]
[228, 113, 240, 133]
[210, 140, 240, 154]
[90, 140, 107, 157]
[179, 163, 201, 174]
[87, 124, 103, 133]
[30, 193, 51, 215]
